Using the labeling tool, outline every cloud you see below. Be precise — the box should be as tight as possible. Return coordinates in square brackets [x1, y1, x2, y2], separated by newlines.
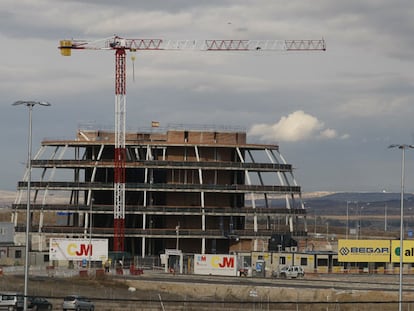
[249, 110, 346, 142]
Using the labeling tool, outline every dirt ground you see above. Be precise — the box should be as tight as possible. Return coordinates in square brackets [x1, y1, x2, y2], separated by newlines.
[0, 271, 411, 311]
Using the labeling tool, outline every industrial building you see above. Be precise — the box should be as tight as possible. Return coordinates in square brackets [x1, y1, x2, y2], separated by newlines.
[12, 125, 306, 257]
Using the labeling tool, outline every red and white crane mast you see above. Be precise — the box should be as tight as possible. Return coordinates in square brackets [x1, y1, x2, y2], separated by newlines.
[114, 46, 126, 252]
[59, 35, 325, 252]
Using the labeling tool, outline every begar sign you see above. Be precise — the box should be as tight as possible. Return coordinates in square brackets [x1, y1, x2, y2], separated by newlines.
[339, 239, 414, 263]
[338, 240, 390, 262]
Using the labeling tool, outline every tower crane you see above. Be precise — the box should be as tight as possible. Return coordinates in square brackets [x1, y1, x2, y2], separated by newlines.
[59, 35, 326, 252]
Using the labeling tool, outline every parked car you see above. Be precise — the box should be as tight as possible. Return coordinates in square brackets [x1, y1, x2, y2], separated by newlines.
[28, 297, 52, 310]
[62, 295, 94, 311]
[0, 292, 24, 311]
[273, 265, 305, 279]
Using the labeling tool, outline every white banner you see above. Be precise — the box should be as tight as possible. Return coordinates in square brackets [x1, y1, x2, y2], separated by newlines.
[49, 238, 108, 261]
[194, 254, 237, 276]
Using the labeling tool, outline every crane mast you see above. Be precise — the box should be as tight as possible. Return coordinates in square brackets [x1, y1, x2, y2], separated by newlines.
[114, 48, 126, 252]
[59, 35, 325, 252]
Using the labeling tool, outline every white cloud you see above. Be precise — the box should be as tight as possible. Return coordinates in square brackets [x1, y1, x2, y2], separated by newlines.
[319, 128, 337, 139]
[249, 110, 346, 142]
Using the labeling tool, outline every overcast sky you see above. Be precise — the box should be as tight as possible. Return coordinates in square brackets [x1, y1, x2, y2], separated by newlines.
[1, 0, 414, 193]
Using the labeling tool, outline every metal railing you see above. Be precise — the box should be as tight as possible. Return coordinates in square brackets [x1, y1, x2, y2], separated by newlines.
[18, 181, 301, 194]
[12, 203, 305, 216]
[30, 159, 292, 171]
[17, 225, 306, 239]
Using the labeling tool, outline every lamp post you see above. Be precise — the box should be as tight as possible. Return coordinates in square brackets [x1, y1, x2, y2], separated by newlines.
[354, 202, 359, 239]
[175, 224, 180, 250]
[389, 144, 414, 311]
[346, 201, 350, 239]
[89, 198, 94, 269]
[359, 205, 364, 239]
[385, 203, 388, 232]
[358, 203, 369, 239]
[357, 206, 361, 239]
[346, 201, 357, 239]
[304, 203, 315, 235]
[13, 100, 50, 311]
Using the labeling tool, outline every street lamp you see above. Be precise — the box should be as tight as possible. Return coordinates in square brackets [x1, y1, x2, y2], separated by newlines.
[346, 201, 350, 239]
[303, 203, 315, 235]
[384, 203, 388, 232]
[326, 222, 329, 241]
[346, 201, 357, 239]
[88, 197, 94, 269]
[175, 224, 180, 250]
[13, 100, 51, 311]
[389, 143, 414, 311]
[358, 203, 370, 239]
[355, 202, 359, 239]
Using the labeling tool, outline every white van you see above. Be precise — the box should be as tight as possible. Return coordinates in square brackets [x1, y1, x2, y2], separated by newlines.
[0, 292, 24, 311]
[273, 265, 305, 279]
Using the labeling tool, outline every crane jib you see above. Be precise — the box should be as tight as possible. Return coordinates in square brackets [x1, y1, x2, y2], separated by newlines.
[59, 38, 326, 53]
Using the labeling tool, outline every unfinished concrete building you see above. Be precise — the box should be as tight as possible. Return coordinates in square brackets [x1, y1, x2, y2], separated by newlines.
[13, 125, 306, 256]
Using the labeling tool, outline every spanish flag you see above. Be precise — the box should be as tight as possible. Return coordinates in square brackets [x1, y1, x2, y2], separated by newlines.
[151, 121, 160, 128]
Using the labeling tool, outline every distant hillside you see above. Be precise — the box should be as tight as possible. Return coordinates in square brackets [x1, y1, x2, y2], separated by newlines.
[247, 191, 414, 217]
[0, 190, 16, 208]
[316, 192, 414, 203]
[0, 190, 68, 208]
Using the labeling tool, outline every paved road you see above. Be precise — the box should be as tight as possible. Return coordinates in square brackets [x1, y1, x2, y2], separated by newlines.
[121, 269, 414, 292]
